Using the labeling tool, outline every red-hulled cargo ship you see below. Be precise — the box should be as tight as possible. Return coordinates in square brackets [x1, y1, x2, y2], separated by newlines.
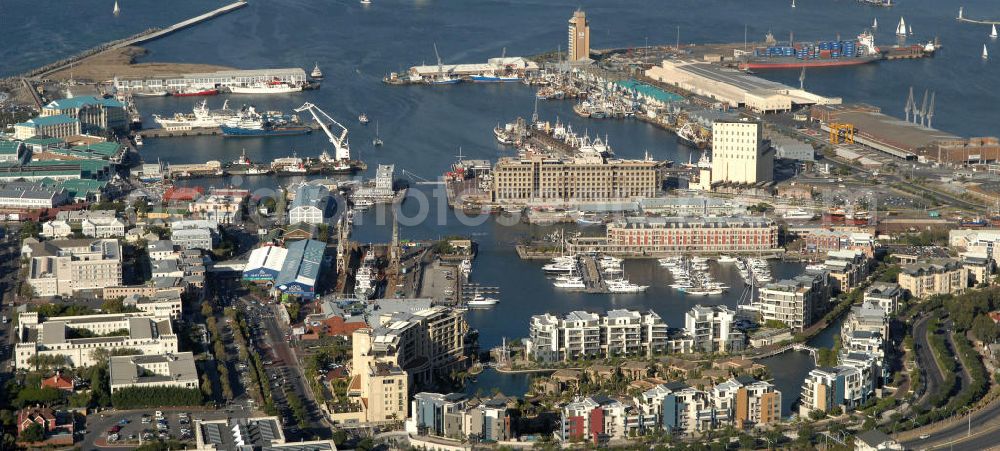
[739, 30, 883, 70]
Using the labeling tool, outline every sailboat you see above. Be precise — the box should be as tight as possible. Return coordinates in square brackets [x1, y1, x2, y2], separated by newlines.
[791, 0, 795, 8]
[113, 0, 120, 16]
[908, 25, 913, 35]
[372, 121, 383, 146]
[896, 17, 907, 37]
[873, 17, 878, 29]
[991, 24, 998, 39]
[984, 44, 990, 60]
[310, 63, 323, 80]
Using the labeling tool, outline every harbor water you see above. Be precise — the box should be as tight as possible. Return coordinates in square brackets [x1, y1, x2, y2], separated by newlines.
[5, 0, 998, 418]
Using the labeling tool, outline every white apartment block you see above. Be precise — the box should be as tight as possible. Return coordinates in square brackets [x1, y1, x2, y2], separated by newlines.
[109, 351, 198, 393]
[685, 305, 742, 353]
[14, 312, 178, 369]
[799, 361, 875, 417]
[898, 259, 968, 299]
[710, 120, 774, 186]
[24, 238, 123, 297]
[863, 283, 902, 316]
[526, 310, 667, 362]
[756, 271, 831, 331]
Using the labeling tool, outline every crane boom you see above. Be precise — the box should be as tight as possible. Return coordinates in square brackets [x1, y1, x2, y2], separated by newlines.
[293, 102, 351, 161]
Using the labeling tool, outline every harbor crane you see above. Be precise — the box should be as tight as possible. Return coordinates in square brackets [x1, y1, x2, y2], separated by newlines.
[294, 102, 351, 161]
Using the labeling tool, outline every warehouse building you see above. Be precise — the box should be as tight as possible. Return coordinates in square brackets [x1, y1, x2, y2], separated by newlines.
[645, 59, 841, 113]
[274, 239, 325, 299]
[242, 245, 289, 283]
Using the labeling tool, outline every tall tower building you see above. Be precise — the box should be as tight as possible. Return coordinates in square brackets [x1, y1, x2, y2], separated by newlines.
[710, 119, 774, 186]
[568, 10, 590, 61]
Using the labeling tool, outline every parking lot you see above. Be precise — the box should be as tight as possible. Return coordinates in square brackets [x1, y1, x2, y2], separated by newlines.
[419, 260, 460, 304]
[82, 407, 246, 449]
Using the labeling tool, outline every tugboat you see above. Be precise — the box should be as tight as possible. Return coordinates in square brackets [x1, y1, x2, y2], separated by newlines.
[311, 63, 324, 80]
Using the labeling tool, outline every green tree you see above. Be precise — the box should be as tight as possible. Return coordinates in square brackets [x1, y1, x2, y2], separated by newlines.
[19, 423, 44, 442]
[20, 221, 40, 240]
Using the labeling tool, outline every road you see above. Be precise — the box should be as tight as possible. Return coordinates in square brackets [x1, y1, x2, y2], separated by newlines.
[902, 395, 1000, 450]
[912, 314, 945, 408]
[251, 299, 331, 439]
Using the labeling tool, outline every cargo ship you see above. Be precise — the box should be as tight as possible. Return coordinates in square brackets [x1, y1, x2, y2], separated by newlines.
[220, 106, 311, 137]
[740, 31, 882, 70]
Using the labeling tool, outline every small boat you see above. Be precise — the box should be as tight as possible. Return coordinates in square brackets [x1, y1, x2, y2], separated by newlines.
[372, 121, 383, 146]
[113, 0, 120, 16]
[717, 255, 738, 263]
[358, 113, 369, 124]
[554, 277, 585, 289]
[984, 44, 990, 60]
[783, 209, 816, 220]
[468, 294, 499, 308]
[134, 135, 143, 147]
[992, 25, 998, 39]
[806, 263, 827, 271]
[311, 63, 324, 80]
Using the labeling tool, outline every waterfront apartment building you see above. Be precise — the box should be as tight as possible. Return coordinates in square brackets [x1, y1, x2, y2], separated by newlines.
[14, 115, 81, 140]
[863, 283, 902, 316]
[756, 271, 832, 331]
[598, 216, 779, 255]
[710, 120, 774, 186]
[710, 377, 782, 428]
[525, 309, 667, 362]
[824, 249, 871, 293]
[14, 312, 178, 369]
[41, 96, 127, 134]
[109, 352, 198, 393]
[349, 306, 473, 423]
[404, 393, 511, 443]
[490, 155, 665, 205]
[799, 361, 877, 417]
[24, 238, 123, 297]
[897, 259, 968, 299]
[685, 305, 742, 353]
[560, 396, 633, 444]
[567, 10, 591, 61]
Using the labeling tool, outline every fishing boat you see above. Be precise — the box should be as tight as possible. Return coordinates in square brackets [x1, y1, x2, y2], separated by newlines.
[219, 106, 311, 137]
[172, 87, 219, 97]
[493, 123, 514, 145]
[311, 63, 324, 80]
[896, 17, 907, 37]
[428, 43, 462, 84]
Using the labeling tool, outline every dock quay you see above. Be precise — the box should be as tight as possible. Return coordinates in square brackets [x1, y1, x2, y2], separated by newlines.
[957, 7, 1000, 25]
[578, 255, 608, 293]
[33, 1, 248, 80]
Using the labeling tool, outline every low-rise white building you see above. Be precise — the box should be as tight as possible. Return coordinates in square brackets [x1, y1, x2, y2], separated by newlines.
[526, 309, 668, 362]
[14, 312, 178, 369]
[109, 351, 198, 393]
[685, 305, 742, 353]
